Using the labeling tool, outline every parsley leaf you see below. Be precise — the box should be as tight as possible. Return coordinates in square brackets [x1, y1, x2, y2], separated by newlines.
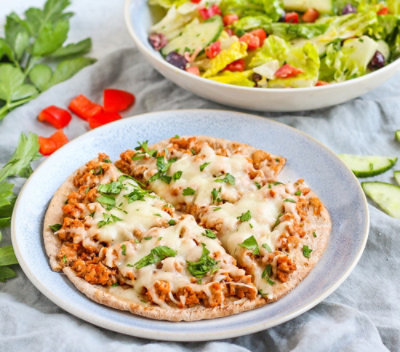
[302, 245, 313, 258]
[183, 187, 195, 196]
[97, 213, 122, 228]
[49, 224, 62, 232]
[98, 180, 123, 195]
[172, 170, 182, 181]
[202, 229, 217, 239]
[237, 210, 251, 222]
[133, 246, 177, 269]
[200, 162, 210, 171]
[135, 140, 157, 157]
[255, 181, 261, 189]
[168, 219, 176, 226]
[211, 187, 222, 203]
[215, 173, 235, 185]
[187, 243, 219, 278]
[121, 244, 127, 256]
[96, 195, 116, 210]
[262, 243, 272, 253]
[284, 198, 296, 203]
[239, 235, 259, 255]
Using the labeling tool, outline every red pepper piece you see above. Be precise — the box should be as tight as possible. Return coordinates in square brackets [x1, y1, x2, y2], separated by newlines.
[205, 41, 221, 59]
[88, 111, 122, 129]
[199, 4, 221, 19]
[275, 64, 304, 78]
[377, 7, 388, 15]
[285, 12, 299, 23]
[302, 8, 319, 23]
[103, 89, 135, 113]
[316, 80, 329, 86]
[38, 105, 72, 129]
[38, 130, 68, 156]
[191, 0, 201, 3]
[69, 95, 103, 120]
[224, 59, 246, 72]
[223, 14, 239, 26]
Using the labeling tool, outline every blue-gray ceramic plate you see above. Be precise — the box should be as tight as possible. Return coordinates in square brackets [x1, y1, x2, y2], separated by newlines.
[12, 110, 369, 341]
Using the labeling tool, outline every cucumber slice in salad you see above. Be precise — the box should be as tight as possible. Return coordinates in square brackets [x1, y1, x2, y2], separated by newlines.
[161, 16, 223, 56]
[394, 171, 400, 186]
[338, 154, 397, 178]
[395, 130, 400, 142]
[362, 182, 400, 219]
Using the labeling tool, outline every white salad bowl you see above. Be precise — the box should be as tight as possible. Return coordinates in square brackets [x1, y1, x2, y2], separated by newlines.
[124, 0, 400, 112]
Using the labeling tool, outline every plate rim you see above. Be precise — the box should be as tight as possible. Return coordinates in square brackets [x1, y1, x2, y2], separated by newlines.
[11, 109, 370, 341]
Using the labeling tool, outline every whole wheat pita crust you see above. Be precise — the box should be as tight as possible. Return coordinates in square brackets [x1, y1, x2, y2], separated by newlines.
[43, 137, 331, 321]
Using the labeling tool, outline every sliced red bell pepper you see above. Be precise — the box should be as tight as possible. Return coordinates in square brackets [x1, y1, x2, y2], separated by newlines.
[205, 41, 221, 59]
[103, 89, 135, 113]
[191, 0, 201, 3]
[302, 8, 319, 23]
[38, 130, 68, 156]
[224, 59, 246, 72]
[223, 14, 239, 26]
[88, 111, 122, 129]
[38, 105, 72, 129]
[285, 12, 299, 23]
[69, 95, 103, 121]
[198, 4, 221, 20]
[275, 64, 304, 78]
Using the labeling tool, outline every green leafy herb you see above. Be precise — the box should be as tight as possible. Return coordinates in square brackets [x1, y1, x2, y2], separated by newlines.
[121, 244, 126, 256]
[183, 187, 195, 196]
[124, 187, 149, 203]
[237, 210, 251, 222]
[202, 229, 217, 239]
[262, 264, 272, 278]
[313, 231, 317, 238]
[284, 198, 296, 203]
[200, 162, 210, 171]
[0, 0, 95, 119]
[213, 206, 221, 211]
[215, 173, 235, 185]
[135, 140, 157, 157]
[98, 180, 123, 194]
[97, 213, 122, 228]
[295, 190, 302, 196]
[63, 255, 67, 264]
[49, 224, 62, 232]
[89, 212, 95, 217]
[144, 236, 152, 240]
[239, 235, 259, 255]
[168, 219, 176, 226]
[134, 246, 177, 269]
[262, 243, 272, 253]
[111, 282, 119, 287]
[302, 245, 313, 258]
[96, 195, 116, 210]
[271, 213, 282, 230]
[186, 243, 218, 278]
[255, 181, 261, 189]
[172, 170, 182, 181]
[149, 155, 177, 184]
[0, 133, 41, 282]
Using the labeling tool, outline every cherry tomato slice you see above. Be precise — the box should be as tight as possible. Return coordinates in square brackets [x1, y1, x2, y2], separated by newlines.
[302, 8, 320, 23]
[223, 14, 239, 26]
[285, 12, 299, 23]
[103, 89, 135, 113]
[205, 41, 221, 59]
[275, 64, 304, 78]
[224, 59, 246, 72]
[240, 33, 261, 50]
[38, 105, 72, 129]
[250, 29, 267, 46]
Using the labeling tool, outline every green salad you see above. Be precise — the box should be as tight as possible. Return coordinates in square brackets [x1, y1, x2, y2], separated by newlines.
[148, 0, 400, 88]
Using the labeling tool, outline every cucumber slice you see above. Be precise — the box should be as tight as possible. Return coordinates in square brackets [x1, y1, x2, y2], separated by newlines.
[362, 182, 400, 219]
[161, 16, 223, 56]
[394, 170, 400, 186]
[338, 154, 397, 178]
[395, 130, 400, 142]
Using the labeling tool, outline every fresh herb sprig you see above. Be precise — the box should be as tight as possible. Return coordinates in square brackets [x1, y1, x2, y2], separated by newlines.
[0, 133, 41, 282]
[0, 0, 95, 120]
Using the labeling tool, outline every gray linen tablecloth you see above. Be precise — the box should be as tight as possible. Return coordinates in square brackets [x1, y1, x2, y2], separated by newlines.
[1, 1, 399, 351]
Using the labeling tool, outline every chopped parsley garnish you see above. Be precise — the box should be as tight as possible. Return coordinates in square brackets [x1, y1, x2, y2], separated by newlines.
[62, 256, 67, 264]
[271, 213, 282, 230]
[237, 210, 251, 222]
[255, 182, 261, 189]
[103, 159, 112, 163]
[295, 190, 302, 196]
[96, 195, 116, 210]
[266, 278, 275, 285]
[272, 182, 283, 186]
[133, 246, 177, 269]
[258, 289, 268, 297]
[97, 213, 122, 228]
[211, 187, 222, 203]
[302, 245, 313, 258]
[202, 229, 217, 239]
[49, 224, 62, 232]
[284, 198, 296, 203]
[91, 166, 104, 175]
[191, 148, 196, 155]
[262, 264, 275, 285]
[111, 282, 119, 287]
[121, 244, 127, 256]
[200, 162, 210, 171]
[239, 235, 259, 255]
[89, 212, 95, 217]
[144, 236, 152, 240]
[213, 206, 221, 211]
[135, 140, 157, 157]
[183, 187, 195, 196]
[85, 187, 90, 194]
[98, 180, 123, 194]
[168, 219, 176, 226]
[124, 187, 150, 203]
[174, 134, 180, 138]
[172, 170, 182, 181]
[313, 232, 317, 238]
[132, 154, 145, 161]
[149, 156, 177, 184]
[186, 243, 219, 278]
[215, 173, 235, 185]
[249, 223, 253, 228]
[262, 243, 272, 253]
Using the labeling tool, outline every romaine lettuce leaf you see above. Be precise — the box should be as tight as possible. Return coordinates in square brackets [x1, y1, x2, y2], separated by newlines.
[203, 41, 248, 77]
[268, 42, 320, 88]
[149, 0, 189, 9]
[249, 35, 290, 67]
[220, 0, 284, 20]
[208, 70, 255, 86]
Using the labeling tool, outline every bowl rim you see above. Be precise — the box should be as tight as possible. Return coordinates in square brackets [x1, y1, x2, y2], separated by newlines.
[124, 0, 400, 94]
